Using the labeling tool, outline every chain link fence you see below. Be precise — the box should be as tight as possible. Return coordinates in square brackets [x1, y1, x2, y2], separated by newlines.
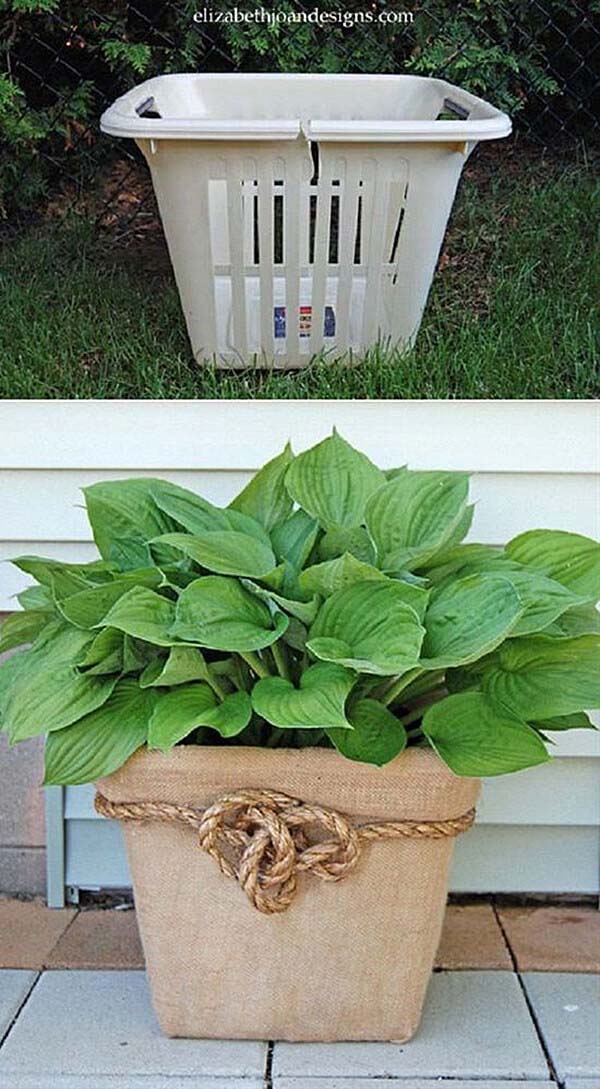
[1, 0, 598, 229]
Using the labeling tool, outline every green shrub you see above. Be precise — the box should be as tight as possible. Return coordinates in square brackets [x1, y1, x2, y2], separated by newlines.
[1, 433, 598, 785]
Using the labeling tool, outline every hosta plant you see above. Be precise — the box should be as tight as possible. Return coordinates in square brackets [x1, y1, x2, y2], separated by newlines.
[1, 433, 598, 786]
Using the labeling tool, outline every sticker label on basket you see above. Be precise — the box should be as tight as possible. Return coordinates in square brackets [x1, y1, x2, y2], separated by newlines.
[274, 306, 336, 339]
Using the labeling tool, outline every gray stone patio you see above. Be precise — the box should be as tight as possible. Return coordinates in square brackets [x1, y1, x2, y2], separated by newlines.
[0, 967, 598, 1088]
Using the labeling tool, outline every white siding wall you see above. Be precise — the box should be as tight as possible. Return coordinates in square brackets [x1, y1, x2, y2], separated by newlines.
[0, 400, 598, 897]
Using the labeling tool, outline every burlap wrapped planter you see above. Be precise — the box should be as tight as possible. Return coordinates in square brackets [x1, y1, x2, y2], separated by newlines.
[97, 746, 479, 1042]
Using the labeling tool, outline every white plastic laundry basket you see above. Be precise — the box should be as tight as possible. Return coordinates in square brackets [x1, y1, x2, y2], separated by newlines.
[101, 74, 511, 367]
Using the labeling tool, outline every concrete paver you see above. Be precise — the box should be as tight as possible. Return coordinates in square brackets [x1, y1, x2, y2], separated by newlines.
[0, 970, 267, 1079]
[498, 907, 600, 973]
[564, 1081, 600, 1089]
[274, 1081, 552, 1089]
[272, 971, 548, 1079]
[523, 972, 600, 1079]
[435, 903, 511, 970]
[46, 908, 144, 969]
[0, 897, 76, 969]
[0, 969, 36, 1037]
[0, 1077, 264, 1089]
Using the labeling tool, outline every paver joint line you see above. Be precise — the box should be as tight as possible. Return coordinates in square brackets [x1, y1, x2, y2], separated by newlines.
[494, 906, 558, 1085]
[43, 907, 81, 966]
[0, 969, 40, 1049]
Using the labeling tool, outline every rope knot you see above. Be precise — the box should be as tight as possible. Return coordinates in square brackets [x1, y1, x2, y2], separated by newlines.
[197, 789, 360, 914]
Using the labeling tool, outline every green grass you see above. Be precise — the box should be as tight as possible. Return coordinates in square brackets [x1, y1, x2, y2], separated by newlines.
[0, 150, 598, 398]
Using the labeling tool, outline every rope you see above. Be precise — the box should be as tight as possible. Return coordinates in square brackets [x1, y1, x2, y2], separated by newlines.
[95, 788, 475, 915]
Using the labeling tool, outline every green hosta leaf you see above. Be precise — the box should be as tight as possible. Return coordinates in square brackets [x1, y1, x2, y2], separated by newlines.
[318, 525, 376, 565]
[25, 618, 92, 661]
[54, 565, 163, 600]
[76, 628, 124, 675]
[420, 574, 523, 668]
[217, 508, 272, 546]
[538, 604, 600, 640]
[423, 692, 550, 776]
[241, 580, 320, 625]
[299, 553, 388, 599]
[0, 653, 28, 728]
[96, 587, 179, 647]
[49, 569, 96, 599]
[436, 503, 475, 552]
[389, 578, 431, 621]
[394, 570, 430, 588]
[152, 531, 276, 579]
[57, 578, 161, 630]
[139, 646, 210, 688]
[281, 617, 308, 652]
[422, 543, 503, 583]
[445, 650, 501, 694]
[532, 711, 596, 731]
[159, 565, 199, 591]
[17, 585, 53, 611]
[506, 530, 600, 600]
[423, 551, 585, 638]
[150, 480, 231, 534]
[229, 444, 294, 531]
[256, 563, 289, 593]
[483, 635, 600, 719]
[307, 581, 425, 676]
[83, 479, 177, 562]
[271, 509, 319, 570]
[172, 576, 289, 651]
[150, 480, 270, 545]
[5, 665, 118, 742]
[326, 699, 407, 767]
[110, 566, 163, 588]
[490, 568, 583, 638]
[43, 680, 156, 786]
[107, 537, 153, 571]
[11, 555, 113, 588]
[366, 471, 469, 572]
[122, 636, 158, 675]
[0, 610, 53, 653]
[261, 561, 303, 596]
[252, 662, 355, 729]
[5, 621, 92, 694]
[299, 556, 428, 620]
[148, 685, 251, 750]
[285, 431, 385, 530]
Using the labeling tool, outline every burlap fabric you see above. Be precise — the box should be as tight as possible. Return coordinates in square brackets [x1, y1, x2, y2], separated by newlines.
[98, 746, 479, 1042]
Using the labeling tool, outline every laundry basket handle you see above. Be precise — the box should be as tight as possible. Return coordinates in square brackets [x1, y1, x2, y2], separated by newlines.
[136, 96, 157, 117]
[442, 97, 471, 121]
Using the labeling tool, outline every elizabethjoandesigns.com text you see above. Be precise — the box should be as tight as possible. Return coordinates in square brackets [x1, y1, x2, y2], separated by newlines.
[192, 7, 414, 29]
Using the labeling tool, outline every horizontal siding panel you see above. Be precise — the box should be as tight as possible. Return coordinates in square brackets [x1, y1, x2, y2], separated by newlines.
[65, 757, 600, 825]
[1, 470, 597, 543]
[477, 759, 600, 824]
[0, 400, 597, 472]
[63, 817, 600, 894]
[65, 819, 130, 891]
[451, 825, 600, 894]
[547, 726, 600, 757]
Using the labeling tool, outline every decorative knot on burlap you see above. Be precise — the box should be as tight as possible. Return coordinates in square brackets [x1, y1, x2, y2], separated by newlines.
[95, 789, 475, 916]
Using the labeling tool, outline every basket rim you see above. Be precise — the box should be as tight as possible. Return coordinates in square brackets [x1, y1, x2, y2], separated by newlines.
[100, 72, 512, 143]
